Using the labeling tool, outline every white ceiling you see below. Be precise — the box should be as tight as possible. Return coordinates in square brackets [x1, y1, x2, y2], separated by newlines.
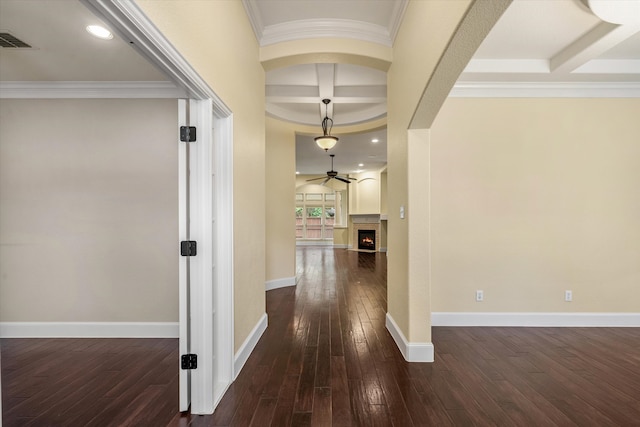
[1, 0, 639, 176]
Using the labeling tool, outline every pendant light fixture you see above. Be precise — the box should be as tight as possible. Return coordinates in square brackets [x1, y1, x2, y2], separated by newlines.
[314, 98, 339, 151]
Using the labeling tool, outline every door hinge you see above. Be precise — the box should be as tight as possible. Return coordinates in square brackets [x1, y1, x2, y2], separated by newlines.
[181, 354, 197, 370]
[180, 126, 196, 142]
[180, 240, 197, 256]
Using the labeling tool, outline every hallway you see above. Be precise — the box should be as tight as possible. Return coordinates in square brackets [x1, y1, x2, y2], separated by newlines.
[198, 247, 640, 426]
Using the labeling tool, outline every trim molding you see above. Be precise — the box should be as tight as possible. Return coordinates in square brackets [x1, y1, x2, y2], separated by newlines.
[265, 276, 296, 291]
[0, 322, 179, 338]
[333, 244, 349, 249]
[234, 313, 268, 379]
[450, 81, 640, 98]
[242, 0, 407, 47]
[432, 312, 640, 327]
[385, 314, 434, 362]
[0, 81, 186, 99]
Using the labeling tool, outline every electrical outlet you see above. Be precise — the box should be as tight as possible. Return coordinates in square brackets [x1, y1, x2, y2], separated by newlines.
[565, 290, 573, 302]
[476, 290, 484, 302]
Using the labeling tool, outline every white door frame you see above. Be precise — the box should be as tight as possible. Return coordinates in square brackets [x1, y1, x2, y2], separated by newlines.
[83, 0, 234, 414]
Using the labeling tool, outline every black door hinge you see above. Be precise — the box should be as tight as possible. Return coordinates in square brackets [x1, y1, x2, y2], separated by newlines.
[181, 354, 197, 370]
[180, 126, 196, 142]
[180, 241, 197, 256]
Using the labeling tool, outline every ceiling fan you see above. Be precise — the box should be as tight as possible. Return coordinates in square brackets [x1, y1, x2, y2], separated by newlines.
[306, 154, 356, 185]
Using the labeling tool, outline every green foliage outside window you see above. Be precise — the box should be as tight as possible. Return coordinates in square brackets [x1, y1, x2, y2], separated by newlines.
[307, 207, 323, 217]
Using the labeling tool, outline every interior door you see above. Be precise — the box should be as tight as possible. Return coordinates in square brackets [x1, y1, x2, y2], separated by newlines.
[178, 99, 191, 411]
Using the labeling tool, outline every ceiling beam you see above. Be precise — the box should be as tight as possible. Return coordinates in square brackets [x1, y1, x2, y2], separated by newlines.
[316, 63, 335, 118]
[550, 22, 640, 74]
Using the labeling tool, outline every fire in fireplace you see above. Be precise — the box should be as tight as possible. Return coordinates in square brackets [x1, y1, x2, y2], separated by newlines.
[358, 230, 376, 250]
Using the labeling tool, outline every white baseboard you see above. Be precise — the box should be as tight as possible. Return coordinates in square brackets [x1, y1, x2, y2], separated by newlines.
[265, 276, 296, 291]
[385, 313, 434, 362]
[0, 322, 179, 338]
[234, 313, 268, 379]
[431, 312, 640, 327]
[333, 244, 349, 249]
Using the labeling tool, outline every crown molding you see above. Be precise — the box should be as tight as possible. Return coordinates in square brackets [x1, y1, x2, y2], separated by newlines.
[388, 0, 409, 44]
[450, 81, 640, 98]
[242, 0, 264, 43]
[0, 81, 186, 98]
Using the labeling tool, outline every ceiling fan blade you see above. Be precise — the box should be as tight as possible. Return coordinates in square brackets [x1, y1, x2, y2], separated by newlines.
[306, 176, 325, 182]
[322, 177, 331, 185]
[335, 176, 352, 184]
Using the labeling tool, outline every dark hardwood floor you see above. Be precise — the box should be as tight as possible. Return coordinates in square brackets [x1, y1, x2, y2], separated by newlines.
[2, 247, 640, 426]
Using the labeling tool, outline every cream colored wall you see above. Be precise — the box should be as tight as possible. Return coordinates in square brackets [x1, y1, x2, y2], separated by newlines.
[333, 228, 349, 246]
[380, 170, 388, 215]
[431, 98, 640, 313]
[380, 221, 388, 250]
[266, 118, 296, 282]
[137, 1, 265, 353]
[350, 171, 381, 214]
[0, 99, 178, 322]
[387, 0, 472, 342]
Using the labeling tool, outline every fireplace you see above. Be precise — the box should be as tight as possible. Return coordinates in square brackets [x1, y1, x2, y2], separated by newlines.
[358, 230, 376, 250]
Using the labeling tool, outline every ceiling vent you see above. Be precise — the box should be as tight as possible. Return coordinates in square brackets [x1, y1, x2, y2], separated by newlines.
[0, 32, 32, 48]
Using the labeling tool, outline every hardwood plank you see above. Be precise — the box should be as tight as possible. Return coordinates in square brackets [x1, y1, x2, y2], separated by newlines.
[249, 397, 278, 427]
[294, 345, 318, 412]
[310, 387, 332, 427]
[270, 374, 300, 427]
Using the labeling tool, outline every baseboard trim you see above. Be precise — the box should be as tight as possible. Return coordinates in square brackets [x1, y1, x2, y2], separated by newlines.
[333, 244, 349, 249]
[385, 313, 434, 362]
[265, 276, 296, 291]
[234, 313, 268, 379]
[431, 312, 640, 327]
[0, 322, 179, 338]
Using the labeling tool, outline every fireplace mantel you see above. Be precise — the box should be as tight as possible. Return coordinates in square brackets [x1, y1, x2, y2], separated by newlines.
[349, 214, 380, 224]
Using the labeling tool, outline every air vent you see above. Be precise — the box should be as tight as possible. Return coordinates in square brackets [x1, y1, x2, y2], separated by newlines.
[0, 32, 32, 48]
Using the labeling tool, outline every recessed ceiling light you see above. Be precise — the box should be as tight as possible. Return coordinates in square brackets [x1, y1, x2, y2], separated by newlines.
[371, 139, 379, 143]
[296, 171, 300, 175]
[358, 163, 364, 167]
[86, 25, 113, 40]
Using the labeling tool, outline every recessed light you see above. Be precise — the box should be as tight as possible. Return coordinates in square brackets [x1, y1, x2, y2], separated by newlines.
[371, 138, 379, 143]
[358, 163, 364, 167]
[86, 25, 113, 40]
[296, 171, 300, 175]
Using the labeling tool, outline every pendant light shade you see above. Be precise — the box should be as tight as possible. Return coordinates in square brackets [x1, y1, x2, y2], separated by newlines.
[315, 99, 339, 151]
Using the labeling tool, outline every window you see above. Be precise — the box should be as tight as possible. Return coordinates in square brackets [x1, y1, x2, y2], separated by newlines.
[295, 191, 337, 240]
[295, 207, 303, 238]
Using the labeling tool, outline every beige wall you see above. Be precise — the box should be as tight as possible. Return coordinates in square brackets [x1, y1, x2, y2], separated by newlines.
[0, 99, 178, 322]
[266, 118, 296, 282]
[380, 170, 388, 215]
[333, 228, 349, 246]
[137, 1, 266, 352]
[387, 0, 472, 342]
[350, 170, 381, 214]
[431, 98, 640, 313]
